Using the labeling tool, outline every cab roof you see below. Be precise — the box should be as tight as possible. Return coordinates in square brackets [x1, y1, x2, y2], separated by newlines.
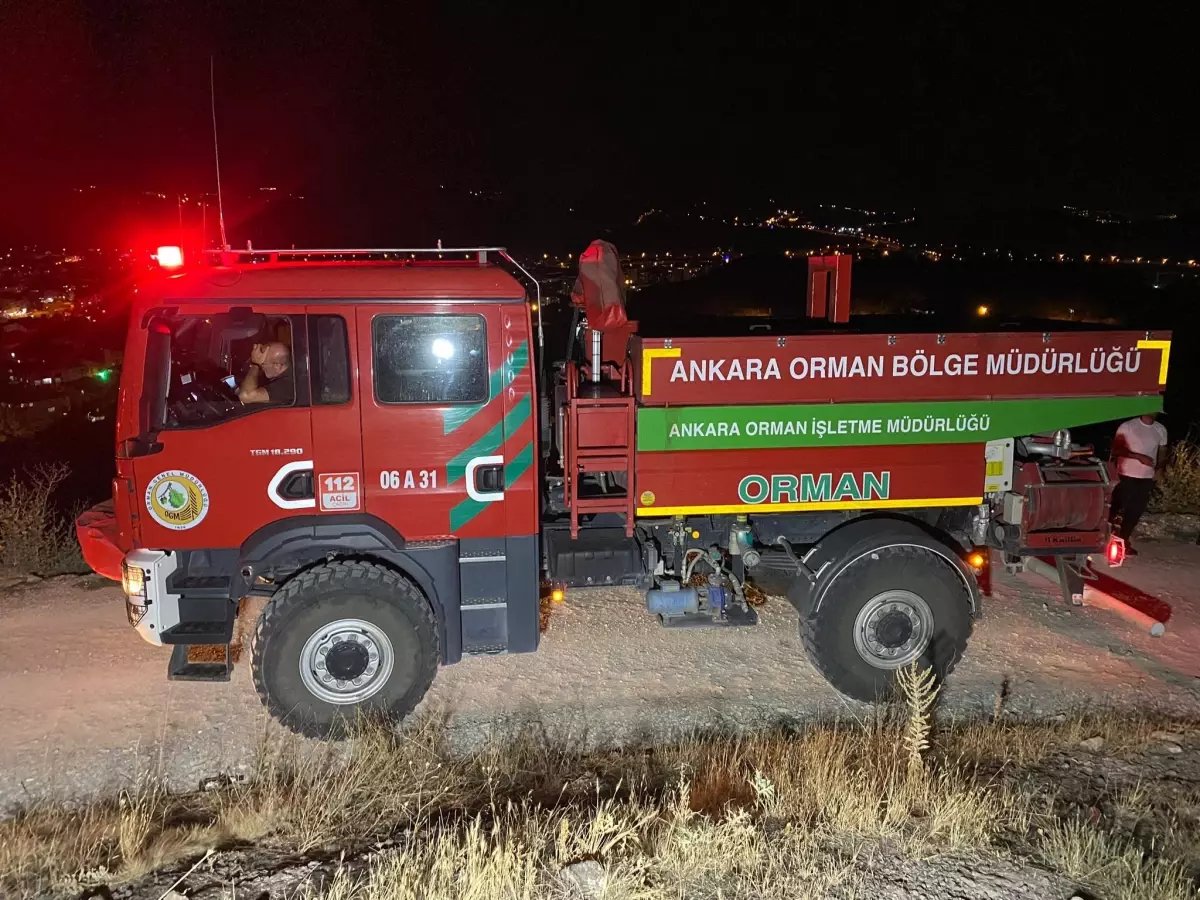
[150, 261, 528, 303]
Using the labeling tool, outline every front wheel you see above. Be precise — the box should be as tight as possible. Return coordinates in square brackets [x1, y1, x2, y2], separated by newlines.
[800, 544, 973, 702]
[252, 560, 439, 738]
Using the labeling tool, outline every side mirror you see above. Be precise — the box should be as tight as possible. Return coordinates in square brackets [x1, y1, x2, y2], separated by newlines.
[140, 327, 171, 431]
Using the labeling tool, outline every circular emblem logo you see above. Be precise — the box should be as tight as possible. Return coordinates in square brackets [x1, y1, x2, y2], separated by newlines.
[145, 470, 210, 530]
[640, 490, 656, 506]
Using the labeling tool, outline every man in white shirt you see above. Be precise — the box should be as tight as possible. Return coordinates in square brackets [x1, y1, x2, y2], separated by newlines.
[1109, 412, 1168, 556]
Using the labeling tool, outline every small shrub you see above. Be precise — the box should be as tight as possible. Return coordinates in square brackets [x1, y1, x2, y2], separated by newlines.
[1152, 438, 1200, 515]
[898, 662, 939, 783]
[0, 464, 86, 577]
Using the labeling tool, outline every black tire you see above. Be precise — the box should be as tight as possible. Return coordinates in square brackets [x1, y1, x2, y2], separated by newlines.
[800, 544, 972, 702]
[251, 560, 439, 738]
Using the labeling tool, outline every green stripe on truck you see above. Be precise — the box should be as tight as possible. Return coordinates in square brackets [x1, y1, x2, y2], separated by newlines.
[636, 395, 1162, 452]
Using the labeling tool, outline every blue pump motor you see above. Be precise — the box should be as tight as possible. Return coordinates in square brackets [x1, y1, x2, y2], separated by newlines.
[646, 581, 700, 617]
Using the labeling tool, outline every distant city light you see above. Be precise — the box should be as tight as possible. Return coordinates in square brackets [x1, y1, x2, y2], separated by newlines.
[976, 304, 990, 317]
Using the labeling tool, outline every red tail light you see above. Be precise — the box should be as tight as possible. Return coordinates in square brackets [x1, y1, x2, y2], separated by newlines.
[1106, 535, 1126, 567]
[155, 245, 184, 268]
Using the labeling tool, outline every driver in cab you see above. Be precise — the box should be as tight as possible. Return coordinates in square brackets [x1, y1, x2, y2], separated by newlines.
[238, 341, 294, 405]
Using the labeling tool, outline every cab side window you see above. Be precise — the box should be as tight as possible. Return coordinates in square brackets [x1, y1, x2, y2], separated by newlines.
[149, 311, 306, 430]
[310, 315, 351, 405]
[373, 315, 488, 404]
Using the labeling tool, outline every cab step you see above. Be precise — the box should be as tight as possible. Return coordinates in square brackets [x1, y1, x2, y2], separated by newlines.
[167, 643, 232, 682]
[161, 619, 235, 645]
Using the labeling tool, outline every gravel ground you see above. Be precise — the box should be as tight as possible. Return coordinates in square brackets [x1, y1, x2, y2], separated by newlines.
[116, 830, 1079, 900]
[3, 540, 1200, 810]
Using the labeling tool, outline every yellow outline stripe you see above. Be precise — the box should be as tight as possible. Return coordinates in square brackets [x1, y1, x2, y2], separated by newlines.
[641, 347, 681, 396]
[1136, 339, 1171, 385]
[636, 496, 984, 516]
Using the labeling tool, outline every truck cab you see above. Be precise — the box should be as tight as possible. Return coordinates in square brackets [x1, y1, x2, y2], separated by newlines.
[80, 247, 542, 735]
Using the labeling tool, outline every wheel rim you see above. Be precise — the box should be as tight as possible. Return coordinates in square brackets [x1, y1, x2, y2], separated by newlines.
[299, 618, 394, 705]
[852, 589, 934, 670]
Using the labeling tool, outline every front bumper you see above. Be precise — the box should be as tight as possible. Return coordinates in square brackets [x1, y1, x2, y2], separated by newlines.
[75, 500, 125, 582]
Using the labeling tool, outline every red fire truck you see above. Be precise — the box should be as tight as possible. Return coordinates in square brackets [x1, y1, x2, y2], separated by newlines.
[76, 243, 1169, 737]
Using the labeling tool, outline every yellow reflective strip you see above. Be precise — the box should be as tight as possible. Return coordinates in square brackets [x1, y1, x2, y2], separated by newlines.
[636, 496, 984, 516]
[1136, 339, 1171, 385]
[641, 347, 682, 396]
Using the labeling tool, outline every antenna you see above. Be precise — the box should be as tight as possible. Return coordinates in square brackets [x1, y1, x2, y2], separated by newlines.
[210, 56, 229, 250]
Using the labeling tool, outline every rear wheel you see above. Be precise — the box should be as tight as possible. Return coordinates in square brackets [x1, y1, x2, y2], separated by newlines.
[800, 544, 972, 702]
[252, 560, 439, 738]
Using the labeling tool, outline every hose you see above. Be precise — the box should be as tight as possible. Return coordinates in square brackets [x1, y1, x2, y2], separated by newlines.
[775, 536, 809, 577]
[681, 548, 706, 583]
[724, 564, 746, 602]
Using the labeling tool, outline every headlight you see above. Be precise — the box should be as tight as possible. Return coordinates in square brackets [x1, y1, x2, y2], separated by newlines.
[122, 562, 146, 598]
[126, 598, 149, 626]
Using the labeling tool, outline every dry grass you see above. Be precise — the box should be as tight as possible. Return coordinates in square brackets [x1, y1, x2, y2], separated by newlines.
[1154, 437, 1200, 515]
[1041, 819, 1195, 900]
[0, 801, 118, 894]
[315, 795, 860, 900]
[3, 693, 1199, 899]
[951, 705, 1187, 770]
[0, 463, 86, 577]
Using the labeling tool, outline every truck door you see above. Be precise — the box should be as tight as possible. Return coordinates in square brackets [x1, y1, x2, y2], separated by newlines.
[357, 301, 540, 655]
[357, 303, 507, 539]
[124, 303, 313, 552]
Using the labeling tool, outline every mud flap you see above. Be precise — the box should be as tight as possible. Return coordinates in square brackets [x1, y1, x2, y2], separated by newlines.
[1056, 555, 1086, 606]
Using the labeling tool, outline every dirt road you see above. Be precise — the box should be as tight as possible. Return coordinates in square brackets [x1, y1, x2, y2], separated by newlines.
[4, 542, 1200, 809]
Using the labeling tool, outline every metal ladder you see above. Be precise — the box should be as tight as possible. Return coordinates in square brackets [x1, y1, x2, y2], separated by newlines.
[564, 361, 637, 539]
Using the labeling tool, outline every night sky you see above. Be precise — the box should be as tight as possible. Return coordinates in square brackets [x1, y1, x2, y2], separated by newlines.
[2, 2, 1197, 247]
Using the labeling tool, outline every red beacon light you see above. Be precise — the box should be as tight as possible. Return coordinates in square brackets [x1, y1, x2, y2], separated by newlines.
[1105, 535, 1126, 568]
[155, 246, 184, 268]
